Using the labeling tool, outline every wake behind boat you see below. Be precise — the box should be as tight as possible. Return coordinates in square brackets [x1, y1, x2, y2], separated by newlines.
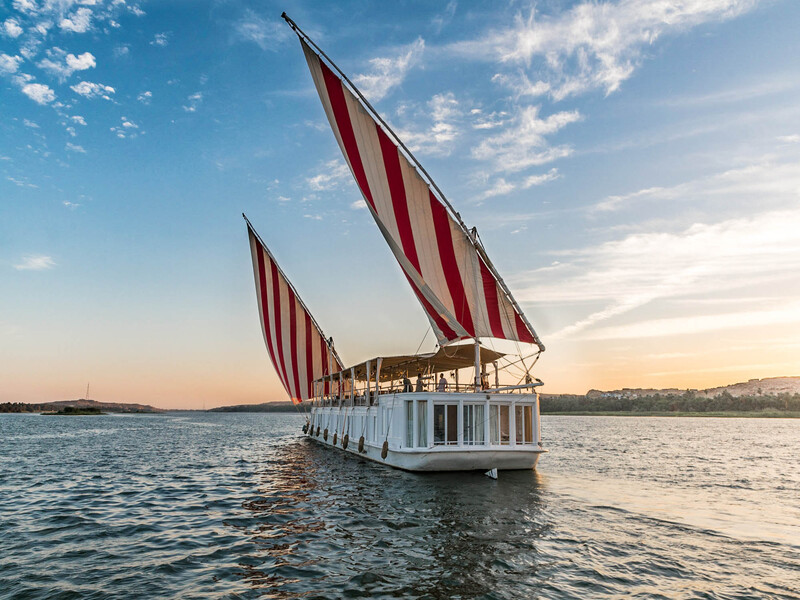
[243, 14, 548, 472]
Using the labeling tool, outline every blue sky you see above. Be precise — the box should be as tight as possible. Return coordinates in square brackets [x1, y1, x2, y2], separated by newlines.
[2, 0, 799, 408]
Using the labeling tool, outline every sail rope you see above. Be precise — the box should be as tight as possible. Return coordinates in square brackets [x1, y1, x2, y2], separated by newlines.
[414, 325, 431, 356]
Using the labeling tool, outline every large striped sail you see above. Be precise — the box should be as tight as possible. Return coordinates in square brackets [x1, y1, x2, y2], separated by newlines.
[247, 218, 343, 403]
[292, 23, 544, 352]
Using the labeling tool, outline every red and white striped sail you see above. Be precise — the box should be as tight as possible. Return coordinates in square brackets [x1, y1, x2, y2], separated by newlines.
[247, 222, 343, 403]
[299, 38, 543, 349]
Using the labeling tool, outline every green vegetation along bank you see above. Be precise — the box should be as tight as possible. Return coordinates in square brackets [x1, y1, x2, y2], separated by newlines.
[540, 392, 800, 416]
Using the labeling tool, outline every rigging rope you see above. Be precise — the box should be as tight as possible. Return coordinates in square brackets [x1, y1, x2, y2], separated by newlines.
[414, 325, 431, 356]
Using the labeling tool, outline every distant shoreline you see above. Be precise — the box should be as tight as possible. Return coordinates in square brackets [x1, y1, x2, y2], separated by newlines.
[542, 410, 800, 418]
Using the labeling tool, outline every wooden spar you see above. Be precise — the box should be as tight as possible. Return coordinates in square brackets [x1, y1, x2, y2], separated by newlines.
[280, 13, 544, 353]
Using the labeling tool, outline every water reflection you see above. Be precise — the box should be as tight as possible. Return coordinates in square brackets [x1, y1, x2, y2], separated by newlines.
[231, 441, 326, 597]
[234, 439, 550, 598]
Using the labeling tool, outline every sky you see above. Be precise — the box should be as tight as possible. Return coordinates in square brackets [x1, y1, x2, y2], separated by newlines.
[2, 0, 799, 409]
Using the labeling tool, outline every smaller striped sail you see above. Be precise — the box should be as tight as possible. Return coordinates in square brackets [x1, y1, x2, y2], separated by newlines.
[246, 217, 343, 403]
[290, 20, 544, 352]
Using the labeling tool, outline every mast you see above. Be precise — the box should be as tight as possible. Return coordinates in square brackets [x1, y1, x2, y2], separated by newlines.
[282, 13, 545, 353]
[474, 339, 481, 390]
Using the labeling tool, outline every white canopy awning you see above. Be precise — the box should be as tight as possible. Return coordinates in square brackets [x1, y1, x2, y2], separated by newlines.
[316, 344, 505, 383]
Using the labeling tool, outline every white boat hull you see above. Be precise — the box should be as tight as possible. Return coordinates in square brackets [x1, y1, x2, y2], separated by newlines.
[307, 433, 544, 471]
[305, 392, 545, 472]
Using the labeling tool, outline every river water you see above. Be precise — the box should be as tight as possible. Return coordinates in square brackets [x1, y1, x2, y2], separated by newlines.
[0, 413, 797, 599]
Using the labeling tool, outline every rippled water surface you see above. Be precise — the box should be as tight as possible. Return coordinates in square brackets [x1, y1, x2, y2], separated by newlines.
[1, 413, 798, 599]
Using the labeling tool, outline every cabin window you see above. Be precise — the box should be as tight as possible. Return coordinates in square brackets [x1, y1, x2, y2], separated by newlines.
[446, 405, 458, 444]
[514, 404, 535, 444]
[463, 404, 485, 445]
[406, 401, 413, 447]
[489, 405, 510, 445]
[433, 404, 458, 445]
[524, 405, 534, 444]
[417, 401, 427, 447]
[434, 405, 445, 444]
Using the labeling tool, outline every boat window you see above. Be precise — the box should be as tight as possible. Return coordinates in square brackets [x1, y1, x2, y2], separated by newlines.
[463, 404, 485, 445]
[434, 405, 445, 444]
[406, 401, 413, 447]
[512, 404, 535, 444]
[524, 405, 534, 444]
[433, 404, 458, 445]
[417, 401, 427, 447]
[490, 405, 498, 444]
[446, 405, 458, 445]
[489, 405, 510, 445]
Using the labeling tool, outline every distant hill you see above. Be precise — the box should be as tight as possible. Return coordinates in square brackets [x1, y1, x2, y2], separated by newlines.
[585, 377, 800, 399]
[0, 399, 163, 414]
[543, 377, 800, 415]
[209, 401, 297, 413]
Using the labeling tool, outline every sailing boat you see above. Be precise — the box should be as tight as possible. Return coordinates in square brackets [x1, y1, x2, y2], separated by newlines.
[245, 14, 547, 471]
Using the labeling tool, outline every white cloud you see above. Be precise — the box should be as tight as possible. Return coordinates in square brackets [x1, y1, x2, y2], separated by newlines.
[491, 71, 550, 99]
[396, 92, 464, 156]
[594, 159, 800, 212]
[432, 0, 457, 33]
[182, 92, 202, 112]
[71, 115, 86, 125]
[38, 49, 95, 80]
[60, 7, 93, 33]
[151, 32, 169, 46]
[585, 301, 800, 341]
[63, 200, 80, 209]
[66, 142, 86, 153]
[7, 175, 37, 188]
[233, 10, 290, 51]
[350, 199, 368, 210]
[471, 104, 580, 172]
[70, 80, 114, 99]
[523, 167, 561, 188]
[353, 37, 425, 102]
[4, 18, 24, 38]
[110, 116, 141, 138]
[23, 118, 39, 128]
[471, 108, 509, 130]
[34, 21, 52, 36]
[67, 51, 95, 70]
[14, 255, 56, 271]
[475, 168, 560, 201]
[307, 159, 351, 191]
[137, 90, 152, 104]
[450, 0, 759, 100]
[13, 0, 38, 14]
[520, 206, 800, 340]
[478, 178, 515, 201]
[778, 134, 800, 144]
[0, 54, 23, 74]
[22, 82, 55, 104]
